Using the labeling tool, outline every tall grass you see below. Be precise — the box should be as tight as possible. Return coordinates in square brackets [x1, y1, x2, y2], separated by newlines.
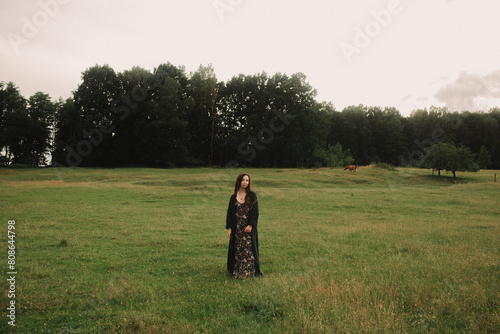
[0, 166, 498, 333]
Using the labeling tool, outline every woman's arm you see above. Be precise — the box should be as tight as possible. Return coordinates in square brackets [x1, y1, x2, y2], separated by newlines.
[247, 196, 259, 228]
[226, 195, 234, 230]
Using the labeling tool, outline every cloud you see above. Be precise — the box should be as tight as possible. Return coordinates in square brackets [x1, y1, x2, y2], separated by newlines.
[434, 70, 500, 111]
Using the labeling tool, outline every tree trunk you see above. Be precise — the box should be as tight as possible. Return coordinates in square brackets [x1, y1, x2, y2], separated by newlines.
[210, 103, 215, 167]
[209, 80, 218, 167]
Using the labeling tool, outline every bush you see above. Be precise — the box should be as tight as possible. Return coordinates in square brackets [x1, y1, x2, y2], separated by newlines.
[374, 162, 395, 170]
[326, 142, 354, 167]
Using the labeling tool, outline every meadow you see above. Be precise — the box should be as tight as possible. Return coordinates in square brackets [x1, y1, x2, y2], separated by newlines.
[0, 166, 498, 333]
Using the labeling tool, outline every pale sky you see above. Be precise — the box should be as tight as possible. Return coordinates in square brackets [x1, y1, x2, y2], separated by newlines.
[1, 0, 500, 116]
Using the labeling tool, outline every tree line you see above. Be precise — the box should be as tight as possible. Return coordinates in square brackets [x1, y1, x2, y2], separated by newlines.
[1, 63, 499, 169]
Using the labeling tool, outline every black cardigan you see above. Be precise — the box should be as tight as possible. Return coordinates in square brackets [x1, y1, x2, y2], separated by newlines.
[226, 191, 262, 276]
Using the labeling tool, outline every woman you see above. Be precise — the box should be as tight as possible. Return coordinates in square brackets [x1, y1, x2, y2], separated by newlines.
[226, 173, 262, 278]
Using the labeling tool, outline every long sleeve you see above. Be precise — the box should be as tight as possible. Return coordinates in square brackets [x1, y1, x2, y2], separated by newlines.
[226, 195, 235, 229]
[247, 198, 259, 227]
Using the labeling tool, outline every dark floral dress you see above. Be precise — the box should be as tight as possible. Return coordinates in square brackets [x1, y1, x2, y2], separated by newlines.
[232, 201, 256, 278]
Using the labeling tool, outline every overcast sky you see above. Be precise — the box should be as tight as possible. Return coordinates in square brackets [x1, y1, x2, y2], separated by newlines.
[1, 0, 500, 116]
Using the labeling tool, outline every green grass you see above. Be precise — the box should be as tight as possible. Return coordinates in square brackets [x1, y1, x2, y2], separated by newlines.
[0, 166, 499, 333]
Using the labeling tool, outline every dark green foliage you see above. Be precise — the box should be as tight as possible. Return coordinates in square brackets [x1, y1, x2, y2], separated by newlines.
[422, 142, 479, 177]
[188, 64, 218, 166]
[0, 83, 56, 165]
[2, 65, 500, 168]
[477, 146, 491, 169]
[27, 92, 56, 165]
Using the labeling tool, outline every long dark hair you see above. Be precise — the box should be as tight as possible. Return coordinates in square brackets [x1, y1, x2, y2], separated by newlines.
[234, 173, 255, 208]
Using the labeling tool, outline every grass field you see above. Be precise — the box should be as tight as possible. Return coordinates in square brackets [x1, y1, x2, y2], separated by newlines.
[0, 166, 499, 333]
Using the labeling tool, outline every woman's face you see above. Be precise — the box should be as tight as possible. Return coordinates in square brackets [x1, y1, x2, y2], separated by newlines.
[240, 175, 250, 189]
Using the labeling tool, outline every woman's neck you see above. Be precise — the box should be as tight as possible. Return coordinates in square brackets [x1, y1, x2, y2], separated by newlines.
[237, 189, 246, 197]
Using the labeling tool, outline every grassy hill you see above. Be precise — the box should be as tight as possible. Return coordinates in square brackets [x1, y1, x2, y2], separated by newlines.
[0, 166, 498, 333]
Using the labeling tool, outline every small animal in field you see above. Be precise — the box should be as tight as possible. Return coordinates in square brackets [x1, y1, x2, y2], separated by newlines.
[343, 165, 358, 172]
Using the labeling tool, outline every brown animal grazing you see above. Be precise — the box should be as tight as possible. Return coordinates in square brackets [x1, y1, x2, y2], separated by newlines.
[344, 165, 358, 172]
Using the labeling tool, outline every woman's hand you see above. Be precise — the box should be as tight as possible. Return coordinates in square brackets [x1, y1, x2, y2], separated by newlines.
[244, 225, 253, 233]
[228, 228, 232, 238]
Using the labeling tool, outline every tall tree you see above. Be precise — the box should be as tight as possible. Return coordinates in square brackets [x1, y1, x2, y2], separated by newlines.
[26, 92, 56, 165]
[476, 146, 491, 169]
[367, 106, 407, 165]
[333, 105, 374, 165]
[217, 72, 325, 167]
[216, 72, 270, 166]
[188, 64, 218, 166]
[487, 108, 500, 168]
[0, 82, 29, 164]
[405, 107, 447, 157]
[139, 63, 190, 167]
[52, 98, 78, 166]
[6, 65, 500, 169]
[114, 66, 156, 166]
[72, 64, 121, 166]
[272, 72, 328, 168]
